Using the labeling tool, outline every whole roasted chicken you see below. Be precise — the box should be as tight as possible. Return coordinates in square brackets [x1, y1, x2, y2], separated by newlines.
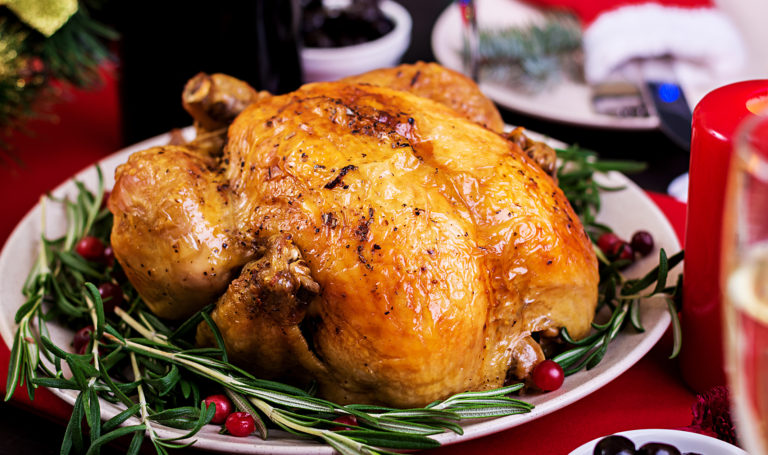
[109, 62, 598, 408]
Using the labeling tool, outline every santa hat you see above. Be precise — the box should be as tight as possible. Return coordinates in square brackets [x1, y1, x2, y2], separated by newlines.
[526, 0, 746, 84]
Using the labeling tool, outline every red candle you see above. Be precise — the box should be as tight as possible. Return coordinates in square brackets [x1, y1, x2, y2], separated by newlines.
[681, 80, 768, 393]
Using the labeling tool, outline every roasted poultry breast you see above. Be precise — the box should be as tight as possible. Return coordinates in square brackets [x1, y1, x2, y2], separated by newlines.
[109, 63, 598, 408]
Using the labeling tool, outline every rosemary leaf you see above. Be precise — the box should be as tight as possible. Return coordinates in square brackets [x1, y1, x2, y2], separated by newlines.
[667, 298, 683, 359]
[103, 403, 142, 432]
[83, 425, 147, 455]
[62, 392, 86, 455]
[200, 312, 228, 363]
[341, 430, 441, 450]
[85, 387, 102, 445]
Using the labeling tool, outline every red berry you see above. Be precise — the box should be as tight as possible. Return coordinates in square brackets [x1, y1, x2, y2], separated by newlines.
[75, 236, 106, 261]
[597, 233, 621, 256]
[225, 412, 255, 437]
[330, 414, 358, 431]
[531, 359, 564, 392]
[73, 326, 94, 355]
[610, 241, 635, 262]
[631, 230, 654, 257]
[97, 282, 124, 313]
[203, 394, 234, 424]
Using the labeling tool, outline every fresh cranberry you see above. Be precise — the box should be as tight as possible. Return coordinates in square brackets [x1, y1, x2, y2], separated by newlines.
[73, 326, 94, 355]
[225, 412, 255, 437]
[597, 232, 621, 256]
[531, 359, 564, 392]
[330, 414, 358, 431]
[610, 241, 635, 262]
[203, 394, 234, 424]
[75, 236, 106, 261]
[97, 282, 124, 313]
[631, 230, 655, 257]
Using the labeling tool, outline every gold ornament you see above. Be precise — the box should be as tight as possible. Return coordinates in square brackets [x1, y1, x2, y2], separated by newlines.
[0, 0, 78, 37]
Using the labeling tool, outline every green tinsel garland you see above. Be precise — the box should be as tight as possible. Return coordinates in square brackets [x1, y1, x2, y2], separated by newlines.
[0, 1, 115, 149]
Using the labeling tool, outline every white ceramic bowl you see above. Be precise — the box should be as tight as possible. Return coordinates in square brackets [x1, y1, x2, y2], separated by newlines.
[300, 0, 412, 82]
[569, 429, 747, 455]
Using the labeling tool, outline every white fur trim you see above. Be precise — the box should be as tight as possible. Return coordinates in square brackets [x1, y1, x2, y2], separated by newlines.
[583, 3, 746, 83]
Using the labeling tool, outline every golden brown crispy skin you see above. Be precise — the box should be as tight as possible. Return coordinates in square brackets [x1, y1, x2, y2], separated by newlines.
[196, 233, 322, 381]
[110, 76, 598, 408]
[227, 82, 596, 405]
[341, 61, 505, 132]
[108, 146, 254, 319]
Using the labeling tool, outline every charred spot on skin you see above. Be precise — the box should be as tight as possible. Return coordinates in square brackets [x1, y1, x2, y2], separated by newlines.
[324, 164, 357, 189]
[356, 245, 374, 271]
[354, 209, 374, 241]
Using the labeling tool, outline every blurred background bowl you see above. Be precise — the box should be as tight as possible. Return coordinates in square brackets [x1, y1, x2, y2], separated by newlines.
[301, 0, 412, 82]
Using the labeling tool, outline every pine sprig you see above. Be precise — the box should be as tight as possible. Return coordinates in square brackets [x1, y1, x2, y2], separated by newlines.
[34, 4, 118, 88]
[0, 2, 116, 155]
[464, 13, 583, 92]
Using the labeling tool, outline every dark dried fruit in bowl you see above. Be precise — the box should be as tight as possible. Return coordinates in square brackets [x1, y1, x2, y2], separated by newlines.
[593, 435, 635, 455]
[636, 442, 681, 455]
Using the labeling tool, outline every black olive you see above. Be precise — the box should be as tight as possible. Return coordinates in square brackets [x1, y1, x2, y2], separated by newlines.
[593, 435, 636, 455]
[636, 442, 682, 455]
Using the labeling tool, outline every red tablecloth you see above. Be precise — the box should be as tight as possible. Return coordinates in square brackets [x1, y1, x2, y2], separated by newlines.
[0, 70, 696, 454]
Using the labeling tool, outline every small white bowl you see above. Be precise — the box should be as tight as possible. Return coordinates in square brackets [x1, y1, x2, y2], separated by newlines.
[569, 429, 747, 455]
[300, 0, 412, 82]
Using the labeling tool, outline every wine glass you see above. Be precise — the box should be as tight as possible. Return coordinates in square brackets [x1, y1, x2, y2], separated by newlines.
[722, 110, 768, 453]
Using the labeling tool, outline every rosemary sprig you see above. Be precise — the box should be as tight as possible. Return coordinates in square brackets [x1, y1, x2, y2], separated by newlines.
[554, 247, 684, 376]
[4, 144, 683, 455]
[555, 144, 647, 232]
[553, 144, 684, 374]
[4, 168, 532, 454]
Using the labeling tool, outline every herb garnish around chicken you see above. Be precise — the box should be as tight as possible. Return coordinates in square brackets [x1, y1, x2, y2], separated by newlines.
[4, 168, 532, 455]
[5, 144, 683, 454]
[553, 145, 684, 376]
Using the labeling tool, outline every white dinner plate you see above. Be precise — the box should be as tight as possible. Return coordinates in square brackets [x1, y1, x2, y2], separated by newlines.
[569, 428, 747, 455]
[0, 128, 681, 453]
[430, 0, 661, 130]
